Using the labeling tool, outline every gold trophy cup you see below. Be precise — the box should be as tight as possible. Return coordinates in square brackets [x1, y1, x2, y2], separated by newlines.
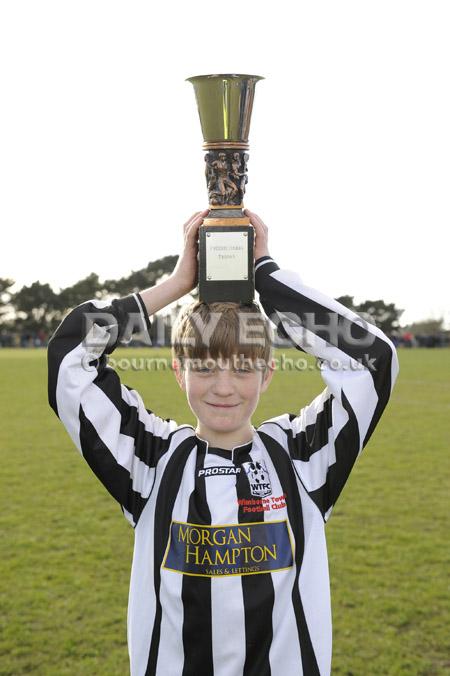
[187, 73, 264, 303]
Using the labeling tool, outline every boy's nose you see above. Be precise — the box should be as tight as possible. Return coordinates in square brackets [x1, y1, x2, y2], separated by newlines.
[211, 370, 235, 396]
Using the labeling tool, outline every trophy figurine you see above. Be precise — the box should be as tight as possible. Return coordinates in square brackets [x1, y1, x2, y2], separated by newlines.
[186, 73, 264, 303]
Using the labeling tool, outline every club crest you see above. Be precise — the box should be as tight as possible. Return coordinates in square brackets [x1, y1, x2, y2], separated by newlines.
[242, 460, 272, 498]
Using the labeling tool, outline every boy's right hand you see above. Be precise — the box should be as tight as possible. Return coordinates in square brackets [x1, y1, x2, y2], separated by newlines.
[170, 210, 209, 295]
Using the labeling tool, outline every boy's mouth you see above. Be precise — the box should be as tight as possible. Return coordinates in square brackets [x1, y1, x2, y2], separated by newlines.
[206, 402, 239, 408]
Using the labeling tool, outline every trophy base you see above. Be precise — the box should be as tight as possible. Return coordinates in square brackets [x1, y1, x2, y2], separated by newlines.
[198, 223, 254, 304]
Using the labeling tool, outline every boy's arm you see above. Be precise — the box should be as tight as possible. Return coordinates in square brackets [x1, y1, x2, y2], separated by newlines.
[47, 279, 182, 527]
[255, 255, 399, 522]
[47, 211, 208, 527]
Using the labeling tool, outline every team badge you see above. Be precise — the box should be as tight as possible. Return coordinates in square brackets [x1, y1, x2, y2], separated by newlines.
[242, 460, 272, 497]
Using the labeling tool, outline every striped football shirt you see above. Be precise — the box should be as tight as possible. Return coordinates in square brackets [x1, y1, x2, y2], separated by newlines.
[47, 256, 399, 676]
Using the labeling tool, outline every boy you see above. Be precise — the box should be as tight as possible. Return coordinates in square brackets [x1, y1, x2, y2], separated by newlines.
[47, 209, 398, 676]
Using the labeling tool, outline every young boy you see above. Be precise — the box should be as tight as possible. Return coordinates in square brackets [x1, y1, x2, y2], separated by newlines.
[47, 209, 398, 676]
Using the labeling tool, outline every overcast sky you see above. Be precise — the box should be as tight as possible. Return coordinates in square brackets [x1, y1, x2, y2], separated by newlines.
[1, 1, 448, 327]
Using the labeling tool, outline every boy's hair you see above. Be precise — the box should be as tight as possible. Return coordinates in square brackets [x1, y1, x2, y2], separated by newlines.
[171, 301, 274, 372]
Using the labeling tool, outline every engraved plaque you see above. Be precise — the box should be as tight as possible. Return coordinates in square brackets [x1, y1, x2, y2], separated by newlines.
[205, 231, 249, 281]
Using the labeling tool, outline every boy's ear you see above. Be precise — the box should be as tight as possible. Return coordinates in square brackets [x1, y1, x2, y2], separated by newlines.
[260, 358, 275, 393]
[173, 358, 186, 391]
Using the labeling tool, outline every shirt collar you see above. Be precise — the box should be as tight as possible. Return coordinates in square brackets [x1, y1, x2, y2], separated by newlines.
[195, 427, 257, 462]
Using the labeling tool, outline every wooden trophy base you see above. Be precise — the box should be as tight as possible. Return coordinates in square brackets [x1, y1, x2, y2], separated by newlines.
[198, 211, 254, 304]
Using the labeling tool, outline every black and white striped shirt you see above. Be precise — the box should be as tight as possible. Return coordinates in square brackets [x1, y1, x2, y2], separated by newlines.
[47, 256, 399, 676]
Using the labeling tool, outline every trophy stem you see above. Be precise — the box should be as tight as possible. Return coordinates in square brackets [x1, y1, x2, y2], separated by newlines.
[204, 149, 250, 224]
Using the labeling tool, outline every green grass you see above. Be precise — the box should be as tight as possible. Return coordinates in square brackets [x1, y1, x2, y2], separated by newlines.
[0, 347, 449, 675]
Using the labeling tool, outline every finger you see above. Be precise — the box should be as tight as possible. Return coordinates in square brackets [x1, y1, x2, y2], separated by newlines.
[189, 209, 209, 227]
[185, 210, 208, 241]
[255, 217, 268, 233]
[184, 209, 209, 229]
[186, 219, 201, 240]
[183, 211, 203, 230]
[244, 208, 262, 224]
[251, 212, 266, 227]
[245, 209, 267, 231]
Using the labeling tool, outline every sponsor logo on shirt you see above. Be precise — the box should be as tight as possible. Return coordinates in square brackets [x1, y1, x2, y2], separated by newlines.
[197, 466, 241, 477]
[162, 520, 293, 577]
[242, 460, 272, 497]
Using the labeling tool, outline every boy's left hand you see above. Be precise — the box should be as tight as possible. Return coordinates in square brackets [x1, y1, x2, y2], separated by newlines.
[170, 210, 209, 295]
[244, 209, 271, 261]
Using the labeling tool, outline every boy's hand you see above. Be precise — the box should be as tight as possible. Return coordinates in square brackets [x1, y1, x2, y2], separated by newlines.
[170, 210, 209, 295]
[244, 209, 271, 261]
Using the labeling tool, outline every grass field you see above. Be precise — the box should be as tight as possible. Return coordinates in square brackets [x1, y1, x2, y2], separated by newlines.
[0, 347, 449, 675]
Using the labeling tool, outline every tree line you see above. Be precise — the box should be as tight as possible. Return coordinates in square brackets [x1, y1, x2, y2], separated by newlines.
[0, 256, 444, 343]
[0, 255, 178, 337]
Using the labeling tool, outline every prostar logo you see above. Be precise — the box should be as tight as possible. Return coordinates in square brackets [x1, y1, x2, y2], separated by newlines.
[242, 460, 272, 498]
[198, 466, 241, 478]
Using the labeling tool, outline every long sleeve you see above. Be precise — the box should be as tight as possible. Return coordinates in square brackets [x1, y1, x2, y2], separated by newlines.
[255, 256, 399, 522]
[47, 292, 178, 527]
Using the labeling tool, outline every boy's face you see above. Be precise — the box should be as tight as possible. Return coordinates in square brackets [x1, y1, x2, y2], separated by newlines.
[174, 354, 274, 438]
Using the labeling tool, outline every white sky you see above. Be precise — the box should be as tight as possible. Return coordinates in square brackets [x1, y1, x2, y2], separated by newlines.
[1, 1, 448, 327]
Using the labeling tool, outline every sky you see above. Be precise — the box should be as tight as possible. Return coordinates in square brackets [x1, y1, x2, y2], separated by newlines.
[1, 1, 448, 327]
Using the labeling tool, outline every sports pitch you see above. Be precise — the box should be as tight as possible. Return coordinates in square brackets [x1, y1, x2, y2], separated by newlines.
[0, 347, 448, 675]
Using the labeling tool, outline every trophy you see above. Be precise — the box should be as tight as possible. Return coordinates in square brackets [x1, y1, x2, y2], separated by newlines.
[187, 73, 264, 303]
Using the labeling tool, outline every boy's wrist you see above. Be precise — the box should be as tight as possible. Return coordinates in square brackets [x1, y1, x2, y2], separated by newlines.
[139, 275, 187, 317]
[255, 256, 280, 293]
[255, 252, 272, 264]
